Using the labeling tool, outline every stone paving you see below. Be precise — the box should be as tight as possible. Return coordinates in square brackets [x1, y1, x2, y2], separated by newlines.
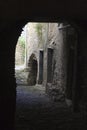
[15, 68, 87, 130]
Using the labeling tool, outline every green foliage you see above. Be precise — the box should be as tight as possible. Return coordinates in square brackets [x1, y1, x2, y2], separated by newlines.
[17, 36, 25, 63]
[18, 36, 25, 48]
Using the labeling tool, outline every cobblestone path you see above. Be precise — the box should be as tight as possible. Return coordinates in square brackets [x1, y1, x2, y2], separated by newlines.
[15, 68, 87, 130]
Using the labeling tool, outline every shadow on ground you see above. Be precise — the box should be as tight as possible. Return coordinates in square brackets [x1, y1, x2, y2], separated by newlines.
[15, 68, 87, 130]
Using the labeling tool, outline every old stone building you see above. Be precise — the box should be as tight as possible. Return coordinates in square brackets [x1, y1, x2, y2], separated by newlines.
[25, 23, 77, 105]
[23, 23, 44, 85]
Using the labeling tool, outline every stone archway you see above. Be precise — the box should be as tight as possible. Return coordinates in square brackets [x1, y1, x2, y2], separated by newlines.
[27, 53, 38, 86]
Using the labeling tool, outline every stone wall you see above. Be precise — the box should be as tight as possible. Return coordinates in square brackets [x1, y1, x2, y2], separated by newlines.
[25, 22, 77, 104]
[25, 23, 70, 101]
[15, 39, 25, 65]
[43, 23, 77, 103]
[43, 23, 67, 101]
[26, 23, 47, 84]
[26, 23, 47, 63]
[77, 31, 87, 114]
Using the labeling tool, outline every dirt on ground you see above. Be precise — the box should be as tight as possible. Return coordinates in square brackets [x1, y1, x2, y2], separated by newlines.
[15, 68, 87, 130]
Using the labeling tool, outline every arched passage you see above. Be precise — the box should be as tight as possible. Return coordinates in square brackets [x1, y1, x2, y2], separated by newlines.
[27, 53, 38, 86]
[1, 20, 87, 130]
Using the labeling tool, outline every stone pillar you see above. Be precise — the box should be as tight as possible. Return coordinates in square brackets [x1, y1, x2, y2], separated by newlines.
[0, 22, 24, 130]
[0, 50, 16, 130]
[38, 50, 44, 84]
[74, 30, 87, 113]
[65, 27, 78, 101]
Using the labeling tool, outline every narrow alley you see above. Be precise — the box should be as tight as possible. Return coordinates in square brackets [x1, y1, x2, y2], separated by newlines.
[15, 68, 87, 130]
[1, 2, 87, 130]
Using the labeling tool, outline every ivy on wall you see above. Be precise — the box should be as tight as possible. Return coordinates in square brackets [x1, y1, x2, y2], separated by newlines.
[18, 37, 25, 48]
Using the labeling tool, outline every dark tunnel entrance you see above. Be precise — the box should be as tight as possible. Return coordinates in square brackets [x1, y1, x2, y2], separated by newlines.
[27, 53, 38, 86]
